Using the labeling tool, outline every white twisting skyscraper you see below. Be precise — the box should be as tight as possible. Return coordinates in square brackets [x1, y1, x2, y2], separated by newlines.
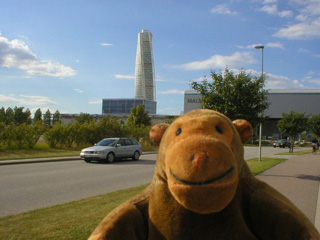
[134, 30, 155, 101]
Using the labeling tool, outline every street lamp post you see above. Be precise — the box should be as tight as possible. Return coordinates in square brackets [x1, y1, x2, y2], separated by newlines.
[255, 45, 264, 161]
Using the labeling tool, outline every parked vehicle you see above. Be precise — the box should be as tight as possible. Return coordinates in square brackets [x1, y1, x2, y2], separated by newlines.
[80, 138, 142, 163]
[273, 139, 291, 148]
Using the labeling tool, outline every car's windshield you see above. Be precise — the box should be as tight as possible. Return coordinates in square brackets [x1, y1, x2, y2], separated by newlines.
[96, 139, 117, 147]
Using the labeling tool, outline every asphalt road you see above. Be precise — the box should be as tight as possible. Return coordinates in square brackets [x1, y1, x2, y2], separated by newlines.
[0, 154, 157, 218]
[0, 146, 310, 218]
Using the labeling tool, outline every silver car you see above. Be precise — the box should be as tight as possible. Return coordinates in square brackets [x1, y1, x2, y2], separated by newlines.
[80, 138, 142, 163]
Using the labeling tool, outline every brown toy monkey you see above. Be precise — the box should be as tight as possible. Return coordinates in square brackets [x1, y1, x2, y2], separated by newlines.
[88, 109, 320, 240]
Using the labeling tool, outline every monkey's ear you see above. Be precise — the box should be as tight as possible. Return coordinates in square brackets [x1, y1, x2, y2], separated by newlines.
[149, 123, 170, 146]
[232, 119, 253, 143]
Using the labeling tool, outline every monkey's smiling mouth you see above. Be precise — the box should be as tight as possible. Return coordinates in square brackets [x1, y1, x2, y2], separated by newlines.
[170, 167, 234, 186]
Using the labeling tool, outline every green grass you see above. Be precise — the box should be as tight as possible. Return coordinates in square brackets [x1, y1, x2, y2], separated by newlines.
[0, 148, 81, 161]
[0, 184, 149, 240]
[0, 157, 287, 239]
[246, 157, 287, 175]
[276, 149, 312, 155]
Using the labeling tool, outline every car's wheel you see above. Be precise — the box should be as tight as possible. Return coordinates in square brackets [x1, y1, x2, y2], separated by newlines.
[84, 159, 91, 163]
[106, 152, 115, 163]
[132, 151, 140, 161]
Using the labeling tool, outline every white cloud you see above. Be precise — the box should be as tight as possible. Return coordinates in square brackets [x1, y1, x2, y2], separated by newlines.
[0, 34, 76, 77]
[273, 17, 320, 39]
[101, 43, 113, 46]
[273, 1, 320, 40]
[157, 108, 175, 113]
[263, 0, 277, 3]
[114, 74, 135, 79]
[299, 48, 311, 53]
[298, 48, 320, 58]
[295, 1, 320, 22]
[89, 99, 101, 104]
[177, 52, 257, 70]
[266, 42, 285, 49]
[193, 68, 309, 90]
[0, 94, 57, 106]
[265, 73, 306, 89]
[159, 90, 185, 95]
[228, 68, 306, 89]
[210, 4, 237, 15]
[260, 4, 293, 18]
[237, 44, 263, 49]
[301, 75, 320, 86]
[73, 88, 83, 93]
[155, 75, 190, 83]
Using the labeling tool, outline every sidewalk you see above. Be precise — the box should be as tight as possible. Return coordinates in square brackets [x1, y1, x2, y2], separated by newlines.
[256, 153, 320, 231]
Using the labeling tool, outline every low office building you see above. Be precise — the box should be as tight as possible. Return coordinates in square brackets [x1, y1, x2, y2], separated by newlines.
[102, 98, 157, 115]
[184, 89, 320, 139]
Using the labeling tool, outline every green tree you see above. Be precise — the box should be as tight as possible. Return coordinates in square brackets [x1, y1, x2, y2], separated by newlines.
[125, 124, 151, 142]
[34, 108, 42, 123]
[5, 107, 14, 125]
[0, 122, 5, 148]
[12, 124, 29, 148]
[44, 109, 51, 127]
[190, 68, 269, 127]
[277, 111, 309, 152]
[97, 116, 125, 140]
[80, 121, 100, 145]
[0, 107, 6, 123]
[127, 105, 152, 127]
[63, 123, 78, 147]
[309, 114, 320, 137]
[165, 116, 178, 124]
[52, 110, 61, 125]
[25, 108, 32, 124]
[26, 121, 47, 148]
[2, 124, 15, 148]
[75, 113, 94, 124]
[13, 107, 31, 125]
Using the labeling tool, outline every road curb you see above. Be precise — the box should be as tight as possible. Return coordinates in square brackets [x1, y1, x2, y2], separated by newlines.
[0, 157, 81, 166]
[0, 151, 158, 166]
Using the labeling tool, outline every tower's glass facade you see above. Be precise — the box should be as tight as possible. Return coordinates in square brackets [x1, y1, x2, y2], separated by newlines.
[134, 30, 155, 101]
[102, 99, 156, 115]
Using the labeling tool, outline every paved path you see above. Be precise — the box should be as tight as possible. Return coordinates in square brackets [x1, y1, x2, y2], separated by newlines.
[256, 152, 320, 232]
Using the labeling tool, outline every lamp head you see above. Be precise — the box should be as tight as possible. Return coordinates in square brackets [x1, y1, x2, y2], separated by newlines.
[255, 45, 264, 49]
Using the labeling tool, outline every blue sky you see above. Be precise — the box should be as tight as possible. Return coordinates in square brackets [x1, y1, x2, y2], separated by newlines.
[0, 0, 319, 116]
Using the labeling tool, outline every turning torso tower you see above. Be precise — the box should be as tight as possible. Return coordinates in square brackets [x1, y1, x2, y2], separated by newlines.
[134, 30, 155, 101]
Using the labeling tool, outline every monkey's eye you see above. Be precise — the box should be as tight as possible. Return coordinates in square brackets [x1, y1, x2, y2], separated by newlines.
[176, 128, 182, 136]
[215, 126, 223, 134]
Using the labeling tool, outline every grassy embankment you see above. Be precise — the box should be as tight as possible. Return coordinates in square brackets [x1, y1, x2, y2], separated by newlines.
[0, 142, 158, 161]
[0, 156, 288, 240]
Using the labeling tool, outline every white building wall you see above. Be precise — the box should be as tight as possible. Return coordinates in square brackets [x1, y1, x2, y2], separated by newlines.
[184, 89, 320, 118]
[264, 89, 320, 118]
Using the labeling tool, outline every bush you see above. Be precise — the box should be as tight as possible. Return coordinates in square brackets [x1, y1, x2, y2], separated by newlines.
[1, 115, 156, 151]
[0, 122, 46, 149]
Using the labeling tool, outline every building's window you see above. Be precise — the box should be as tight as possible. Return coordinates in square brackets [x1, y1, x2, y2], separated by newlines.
[110, 101, 117, 113]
